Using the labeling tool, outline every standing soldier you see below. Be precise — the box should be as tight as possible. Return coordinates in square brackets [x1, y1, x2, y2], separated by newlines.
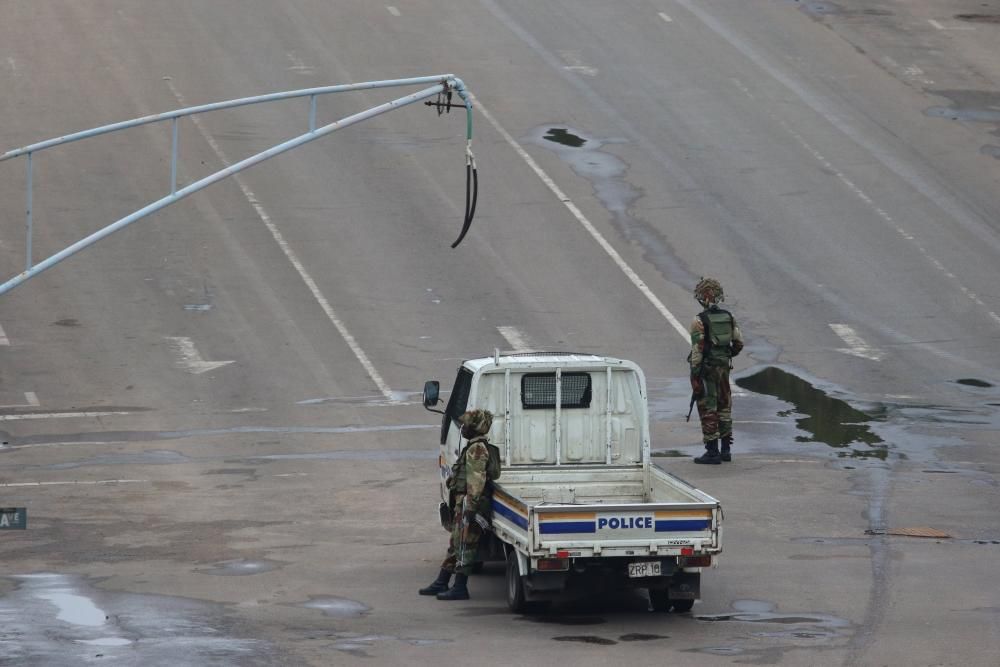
[419, 409, 501, 600]
[688, 278, 744, 464]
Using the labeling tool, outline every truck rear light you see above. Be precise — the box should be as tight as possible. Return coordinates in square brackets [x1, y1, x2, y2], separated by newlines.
[536, 558, 570, 571]
[680, 547, 694, 556]
[681, 555, 711, 568]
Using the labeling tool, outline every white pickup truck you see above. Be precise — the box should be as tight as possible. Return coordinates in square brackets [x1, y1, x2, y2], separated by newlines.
[422, 352, 723, 613]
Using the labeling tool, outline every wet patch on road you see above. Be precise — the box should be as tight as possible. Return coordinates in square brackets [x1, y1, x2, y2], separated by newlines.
[528, 125, 699, 289]
[955, 378, 994, 388]
[327, 631, 452, 657]
[735, 366, 887, 458]
[697, 598, 851, 635]
[521, 614, 607, 625]
[553, 635, 617, 645]
[955, 14, 1000, 23]
[195, 559, 284, 576]
[0, 573, 278, 666]
[619, 632, 668, 641]
[301, 595, 370, 618]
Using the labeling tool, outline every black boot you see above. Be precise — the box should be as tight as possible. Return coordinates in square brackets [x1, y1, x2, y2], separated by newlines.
[694, 440, 721, 465]
[436, 573, 470, 600]
[418, 569, 452, 596]
[720, 435, 733, 462]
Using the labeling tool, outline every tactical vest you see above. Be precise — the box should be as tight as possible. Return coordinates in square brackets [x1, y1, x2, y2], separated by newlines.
[451, 438, 501, 497]
[699, 308, 736, 366]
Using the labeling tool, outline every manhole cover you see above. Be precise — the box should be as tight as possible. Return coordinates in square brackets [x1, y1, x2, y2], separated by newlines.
[955, 14, 1000, 23]
[887, 527, 951, 538]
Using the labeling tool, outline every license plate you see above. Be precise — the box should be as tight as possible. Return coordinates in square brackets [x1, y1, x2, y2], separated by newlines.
[627, 561, 661, 578]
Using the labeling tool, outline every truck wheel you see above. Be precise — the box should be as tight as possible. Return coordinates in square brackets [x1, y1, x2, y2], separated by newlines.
[649, 588, 672, 612]
[671, 598, 695, 613]
[506, 555, 527, 614]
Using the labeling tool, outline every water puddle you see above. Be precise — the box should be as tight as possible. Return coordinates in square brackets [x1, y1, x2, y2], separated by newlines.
[301, 596, 370, 618]
[553, 635, 617, 645]
[956, 378, 994, 388]
[696, 598, 851, 635]
[1, 573, 272, 665]
[543, 127, 588, 148]
[735, 367, 886, 458]
[955, 14, 1000, 23]
[195, 559, 282, 576]
[329, 631, 452, 657]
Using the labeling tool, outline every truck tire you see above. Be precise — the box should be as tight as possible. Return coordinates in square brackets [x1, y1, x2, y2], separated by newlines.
[671, 598, 695, 613]
[506, 554, 527, 614]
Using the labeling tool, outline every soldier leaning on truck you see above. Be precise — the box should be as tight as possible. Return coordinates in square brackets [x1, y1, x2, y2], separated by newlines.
[419, 409, 501, 601]
[689, 278, 744, 465]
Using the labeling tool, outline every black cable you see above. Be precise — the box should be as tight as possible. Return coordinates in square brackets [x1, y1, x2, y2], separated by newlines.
[451, 162, 478, 248]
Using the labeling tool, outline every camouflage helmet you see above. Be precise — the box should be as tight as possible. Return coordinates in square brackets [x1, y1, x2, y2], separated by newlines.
[694, 277, 724, 305]
[458, 409, 494, 435]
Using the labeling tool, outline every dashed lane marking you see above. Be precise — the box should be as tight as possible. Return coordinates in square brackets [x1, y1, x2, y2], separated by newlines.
[0, 322, 9, 345]
[0, 479, 149, 487]
[0, 411, 133, 421]
[386, 6, 401, 16]
[497, 326, 533, 352]
[659, 12, 673, 22]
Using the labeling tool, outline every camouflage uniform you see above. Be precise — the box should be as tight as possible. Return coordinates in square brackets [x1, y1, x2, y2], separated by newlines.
[420, 409, 500, 600]
[689, 278, 744, 463]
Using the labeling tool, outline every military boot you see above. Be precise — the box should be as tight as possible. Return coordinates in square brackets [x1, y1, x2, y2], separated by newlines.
[720, 435, 733, 462]
[436, 573, 470, 600]
[418, 569, 452, 596]
[694, 440, 722, 465]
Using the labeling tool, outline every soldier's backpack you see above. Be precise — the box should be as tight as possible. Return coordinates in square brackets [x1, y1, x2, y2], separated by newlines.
[699, 307, 737, 366]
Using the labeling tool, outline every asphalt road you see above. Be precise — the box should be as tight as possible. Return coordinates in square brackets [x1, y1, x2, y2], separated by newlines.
[1, 1, 998, 665]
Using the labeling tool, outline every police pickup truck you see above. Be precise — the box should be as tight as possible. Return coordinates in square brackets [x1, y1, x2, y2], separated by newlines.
[423, 352, 722, 613]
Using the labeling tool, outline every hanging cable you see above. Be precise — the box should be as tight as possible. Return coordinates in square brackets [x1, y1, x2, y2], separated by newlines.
[451, 141, 478, 248]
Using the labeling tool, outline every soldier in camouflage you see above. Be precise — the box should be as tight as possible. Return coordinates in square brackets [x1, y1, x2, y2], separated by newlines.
[419, 408, 501, 601]
[689, 278, 744, 464]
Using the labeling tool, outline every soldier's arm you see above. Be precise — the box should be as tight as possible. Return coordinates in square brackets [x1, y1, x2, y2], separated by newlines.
[689, 317, 705, 372]
[462, 442, 490, 509]
[731, 319, 745, 356]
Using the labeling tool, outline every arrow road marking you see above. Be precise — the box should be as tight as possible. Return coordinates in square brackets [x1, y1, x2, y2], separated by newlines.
[830, 324, 884, 361]
[165, 336, 234, 374]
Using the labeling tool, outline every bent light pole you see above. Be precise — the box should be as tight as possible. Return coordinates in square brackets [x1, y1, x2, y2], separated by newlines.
[0, 74, 476, 296]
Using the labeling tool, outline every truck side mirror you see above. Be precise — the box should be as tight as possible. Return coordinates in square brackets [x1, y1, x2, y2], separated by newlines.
[423, 380, 443, 413]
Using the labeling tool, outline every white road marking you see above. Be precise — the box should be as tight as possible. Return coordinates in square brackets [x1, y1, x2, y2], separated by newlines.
[680, 0, 1000, 331]
[24, 392, 40, 407]
[471, 94, 690, 342]
[386, 5, 401, 16]
[928, 19, 974, 30]
[557, 51, 599, 77]
[165, 336, 235, 374]
[5, 57, 16, 75]
[830, 323, 884, 361]
[1, 440, 124, 451]
[165, 80, 395, 401]
[0, 411, 133, 421]
[0, 479, 148, 487]
[659, 12, 673, 22]
[0, 322, 9, 345]
[497, 326, 533, 352]
[286, 53, 314, 74]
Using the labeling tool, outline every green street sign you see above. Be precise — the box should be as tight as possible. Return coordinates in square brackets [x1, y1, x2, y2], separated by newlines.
[0, 508, 26, 530]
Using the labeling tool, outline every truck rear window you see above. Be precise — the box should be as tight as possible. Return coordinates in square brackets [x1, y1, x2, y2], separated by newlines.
[521, 373, 591, 409]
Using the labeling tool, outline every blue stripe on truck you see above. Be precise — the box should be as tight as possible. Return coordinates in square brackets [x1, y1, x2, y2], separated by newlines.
[538, 521, 597, 534]
[655, 519, 711, 532]
[492, 499, 528, 529]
